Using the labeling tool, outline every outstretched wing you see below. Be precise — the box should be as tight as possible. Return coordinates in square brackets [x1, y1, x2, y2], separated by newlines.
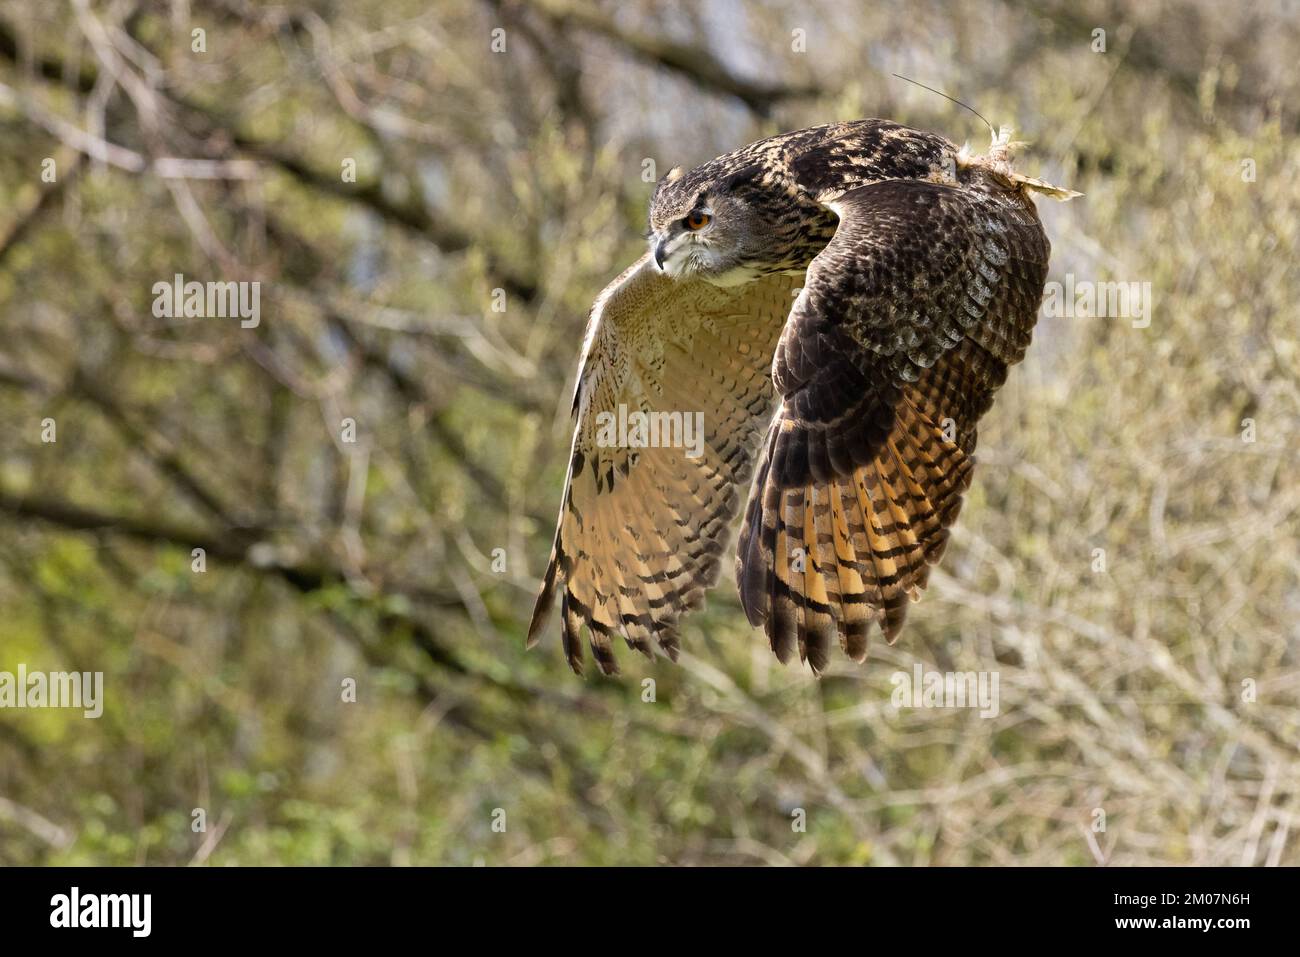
[530, 253, 801, 675]
[736, 179, 1049, 673]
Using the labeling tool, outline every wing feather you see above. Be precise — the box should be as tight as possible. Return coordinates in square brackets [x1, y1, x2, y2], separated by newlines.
[737, 179, 1050, 669]
[530, 254, 801, 674]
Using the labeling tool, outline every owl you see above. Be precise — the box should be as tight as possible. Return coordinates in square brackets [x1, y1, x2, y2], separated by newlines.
[528, 119, 1077, 675]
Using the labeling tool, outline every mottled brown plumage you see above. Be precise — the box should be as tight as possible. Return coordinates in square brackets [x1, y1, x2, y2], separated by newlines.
[529, 119, 1072, 675]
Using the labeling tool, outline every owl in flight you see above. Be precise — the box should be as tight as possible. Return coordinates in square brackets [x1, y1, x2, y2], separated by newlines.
[529, 119, 1077, 676]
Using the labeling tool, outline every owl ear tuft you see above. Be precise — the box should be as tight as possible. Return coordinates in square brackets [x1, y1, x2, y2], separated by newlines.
[651, 166, 686, 203]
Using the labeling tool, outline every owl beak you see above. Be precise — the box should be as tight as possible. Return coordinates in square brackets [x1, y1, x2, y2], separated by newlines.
[653, 237, 669, 271]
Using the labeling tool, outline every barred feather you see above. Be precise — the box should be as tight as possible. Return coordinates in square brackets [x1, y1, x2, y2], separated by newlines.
[528, 257, 801, 674]
[736, 177, 1049, 670]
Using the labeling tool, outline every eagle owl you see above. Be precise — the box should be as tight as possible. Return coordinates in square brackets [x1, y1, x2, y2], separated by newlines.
[529, 119, 1076, 676]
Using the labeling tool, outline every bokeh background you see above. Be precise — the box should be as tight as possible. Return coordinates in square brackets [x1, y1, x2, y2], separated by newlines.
[0, 0, 1296, 866]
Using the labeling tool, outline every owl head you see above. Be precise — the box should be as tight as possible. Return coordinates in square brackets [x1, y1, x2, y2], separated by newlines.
[647, 162, 777, 285]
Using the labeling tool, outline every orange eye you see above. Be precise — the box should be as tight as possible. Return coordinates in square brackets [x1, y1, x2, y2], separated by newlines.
[685, 210, 712, 230]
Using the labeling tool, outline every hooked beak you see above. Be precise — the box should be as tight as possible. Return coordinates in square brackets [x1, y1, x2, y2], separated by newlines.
[653, 236, 669, 271]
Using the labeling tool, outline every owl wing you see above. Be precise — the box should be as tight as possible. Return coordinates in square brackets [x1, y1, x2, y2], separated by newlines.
[529, 252, 801, 675]
[736, 179, 1050, 673]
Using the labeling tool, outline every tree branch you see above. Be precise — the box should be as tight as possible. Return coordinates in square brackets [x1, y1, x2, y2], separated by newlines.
[526, 0, 825, 114]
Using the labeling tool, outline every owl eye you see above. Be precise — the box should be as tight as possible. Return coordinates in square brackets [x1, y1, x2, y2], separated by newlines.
[684, 210, 712, 231]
